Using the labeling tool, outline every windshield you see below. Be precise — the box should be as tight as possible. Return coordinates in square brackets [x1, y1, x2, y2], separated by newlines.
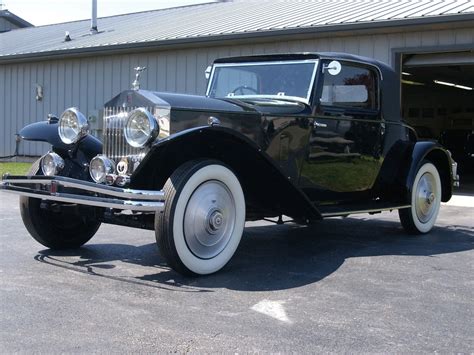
[206, 60, 319, 104]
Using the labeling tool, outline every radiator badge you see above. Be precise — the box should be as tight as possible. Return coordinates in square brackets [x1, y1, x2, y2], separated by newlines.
[117, 158, 129, 175]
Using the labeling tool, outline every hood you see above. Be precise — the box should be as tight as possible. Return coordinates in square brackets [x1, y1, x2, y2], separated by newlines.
[104, 89, 256, 113]
[104, 90, 309, 116]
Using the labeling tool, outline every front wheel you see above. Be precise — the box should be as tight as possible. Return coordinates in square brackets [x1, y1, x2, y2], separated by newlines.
[156, 160, 245, 276]
[19, 159, 101, 249]
[399, 161, 441, 234]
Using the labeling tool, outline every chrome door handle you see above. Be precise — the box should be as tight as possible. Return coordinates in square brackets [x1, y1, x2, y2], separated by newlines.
[313, 121, 328, 128]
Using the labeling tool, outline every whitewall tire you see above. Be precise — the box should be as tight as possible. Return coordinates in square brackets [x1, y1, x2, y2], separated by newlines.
[156, 160, 245, 276]
[399, 161, 441, 234]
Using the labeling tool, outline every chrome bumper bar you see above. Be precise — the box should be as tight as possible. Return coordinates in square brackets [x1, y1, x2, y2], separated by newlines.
[0, 175, 165, 212]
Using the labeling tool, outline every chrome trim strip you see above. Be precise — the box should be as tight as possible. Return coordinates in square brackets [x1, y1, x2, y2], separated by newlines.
[2, 175, 164, 201]
[321, 205, 411, 218]
[2, 185, 163, 212]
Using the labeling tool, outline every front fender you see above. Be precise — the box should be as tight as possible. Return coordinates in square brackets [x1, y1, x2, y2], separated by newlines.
[131, 126, 321, 221]
[20, 121, 102, 161]
[20, 121, 67, 149]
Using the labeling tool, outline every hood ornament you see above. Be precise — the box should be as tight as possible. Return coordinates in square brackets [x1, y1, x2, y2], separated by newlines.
[132, 66, 147, 91]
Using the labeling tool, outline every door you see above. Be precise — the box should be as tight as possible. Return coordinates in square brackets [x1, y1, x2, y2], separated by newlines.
[300, 61, 384, 203]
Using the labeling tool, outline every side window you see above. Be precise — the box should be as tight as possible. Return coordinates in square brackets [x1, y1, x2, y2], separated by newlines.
[321, 63, 378, 110]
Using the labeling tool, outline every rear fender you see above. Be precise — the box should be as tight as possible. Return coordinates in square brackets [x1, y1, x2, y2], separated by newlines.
[406, 141, 453, 203]
[131, 126, 321, 221]
[374, 140, 453, 204]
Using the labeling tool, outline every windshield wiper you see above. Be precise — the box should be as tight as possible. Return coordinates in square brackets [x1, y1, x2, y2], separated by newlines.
[237, 96, 307, 105]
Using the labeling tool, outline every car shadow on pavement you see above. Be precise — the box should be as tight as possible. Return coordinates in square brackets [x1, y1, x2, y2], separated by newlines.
[36, 217, 474, 292]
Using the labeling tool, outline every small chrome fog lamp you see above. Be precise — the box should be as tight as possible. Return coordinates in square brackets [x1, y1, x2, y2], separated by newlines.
[115, 175, 130, 187]
[41, 152, 65, 176]
[58, 107, 89, 144]
[90, 155, 115, 183]
[124, 108, 159, 148]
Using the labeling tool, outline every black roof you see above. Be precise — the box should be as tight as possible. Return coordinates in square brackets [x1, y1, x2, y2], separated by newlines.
[213, 52, 394, 78]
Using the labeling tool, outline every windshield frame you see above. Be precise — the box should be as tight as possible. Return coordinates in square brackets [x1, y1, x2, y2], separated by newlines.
[206, 59, 319, 105]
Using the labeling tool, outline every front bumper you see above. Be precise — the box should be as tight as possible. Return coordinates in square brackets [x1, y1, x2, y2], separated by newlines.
[0, 175, 165, 212]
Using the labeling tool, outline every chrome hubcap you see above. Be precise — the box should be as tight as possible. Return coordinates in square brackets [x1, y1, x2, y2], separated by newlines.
[207, 210, 224, 233]
[184, 180, 236, 259]
[415, 172, 437, 223]
[427, 192, 435, 204]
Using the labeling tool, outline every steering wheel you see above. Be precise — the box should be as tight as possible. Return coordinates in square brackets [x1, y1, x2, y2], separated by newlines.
[231, 85, 258, 95]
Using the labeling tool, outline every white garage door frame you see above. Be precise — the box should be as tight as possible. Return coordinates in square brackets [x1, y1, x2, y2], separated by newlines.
[392, 44, 474, 78]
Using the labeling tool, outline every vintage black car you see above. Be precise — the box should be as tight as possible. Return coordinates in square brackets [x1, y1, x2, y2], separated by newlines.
[0, 53, 459, 275]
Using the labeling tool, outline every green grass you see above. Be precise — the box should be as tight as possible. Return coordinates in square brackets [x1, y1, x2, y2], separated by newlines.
[0, 162, 32, 176]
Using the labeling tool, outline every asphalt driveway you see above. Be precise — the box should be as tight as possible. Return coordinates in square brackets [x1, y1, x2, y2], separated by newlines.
[0, 192, 473, 352]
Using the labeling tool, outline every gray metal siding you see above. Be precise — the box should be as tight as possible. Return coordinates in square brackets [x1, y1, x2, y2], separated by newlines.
[1, 25, 474, 157]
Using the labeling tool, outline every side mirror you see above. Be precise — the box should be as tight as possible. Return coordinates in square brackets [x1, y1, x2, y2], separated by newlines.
[322, 60, 341, 76]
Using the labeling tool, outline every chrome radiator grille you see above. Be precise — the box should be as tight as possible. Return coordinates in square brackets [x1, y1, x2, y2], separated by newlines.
[103, 106, 150, 161]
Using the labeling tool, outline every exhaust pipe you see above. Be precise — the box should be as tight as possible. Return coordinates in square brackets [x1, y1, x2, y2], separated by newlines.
[91, 0, 98, 34]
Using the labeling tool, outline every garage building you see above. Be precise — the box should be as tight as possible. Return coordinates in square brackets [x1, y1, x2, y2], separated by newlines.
[0, 0, 473, 178]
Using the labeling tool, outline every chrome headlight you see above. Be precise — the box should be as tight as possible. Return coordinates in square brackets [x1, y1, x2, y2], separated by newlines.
[90, 155, 115, 183]
[58, 108, 89, 144]
[41, 152, 65, 176]
[124, 108, 159, 148]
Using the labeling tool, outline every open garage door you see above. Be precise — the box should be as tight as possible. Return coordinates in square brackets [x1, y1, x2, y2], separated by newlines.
[402, 51, 474, 192]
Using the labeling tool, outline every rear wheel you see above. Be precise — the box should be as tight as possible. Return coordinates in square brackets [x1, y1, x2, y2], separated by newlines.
[19, 159, 101, 249]
[399, 161, 441, 234]
[156, 160, 245, 276]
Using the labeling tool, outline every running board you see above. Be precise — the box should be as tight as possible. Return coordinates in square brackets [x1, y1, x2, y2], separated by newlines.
[319, 203, 410, 218]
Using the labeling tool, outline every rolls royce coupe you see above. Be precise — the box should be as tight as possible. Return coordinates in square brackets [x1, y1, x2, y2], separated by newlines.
[0, 53, 459, 275]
